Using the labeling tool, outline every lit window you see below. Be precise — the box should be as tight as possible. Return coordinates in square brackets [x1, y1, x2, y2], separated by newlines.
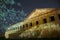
[50, 16, 55, 21]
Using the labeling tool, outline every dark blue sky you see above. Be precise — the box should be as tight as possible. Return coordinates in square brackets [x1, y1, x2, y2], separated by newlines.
[15, 0, 60, 13]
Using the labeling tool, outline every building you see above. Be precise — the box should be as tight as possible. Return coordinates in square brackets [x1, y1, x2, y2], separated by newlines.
[5, 8, 60, 38]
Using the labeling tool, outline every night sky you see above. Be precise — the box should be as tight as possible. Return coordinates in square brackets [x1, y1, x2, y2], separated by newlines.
[0, 0, 60, 33]
[15, 0, 60, 13]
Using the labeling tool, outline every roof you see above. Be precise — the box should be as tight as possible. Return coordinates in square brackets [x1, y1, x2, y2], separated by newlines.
[27, 8, 55, 19]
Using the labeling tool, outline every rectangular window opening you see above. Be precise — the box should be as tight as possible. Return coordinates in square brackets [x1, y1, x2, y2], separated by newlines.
[50, 16, 55, 21]
[58, 14, 60, 20]
[36, 21, 39, 25]
[26, 24, 28, 27]
[30, 23, 32, 26]
[23, 25, 25, 28]
[43, 18, 47, 23]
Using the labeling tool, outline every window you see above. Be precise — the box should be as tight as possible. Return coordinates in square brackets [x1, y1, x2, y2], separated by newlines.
[26, 24, 28, 27]
[18, 27, 19, 30]
[50, 16, 55, 21]
[36, 21, 39, 25]
[58, 14, 60, 20]
[20, 26, 22, 29]
[15, 27, 16, 30]
[30, 23, 32, 26]
[20, 26, 22, 30]
[23, 25, 25, 28]
[43, 18, 47, 23]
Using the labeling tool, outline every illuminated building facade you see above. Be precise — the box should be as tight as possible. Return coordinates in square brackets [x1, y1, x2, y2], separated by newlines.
[5, 8, 60, 38]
